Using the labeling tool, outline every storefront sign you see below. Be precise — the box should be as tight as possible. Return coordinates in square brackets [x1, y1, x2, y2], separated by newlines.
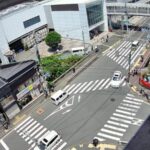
[17, 88, 29, 99]
[17, 84, 33, 99]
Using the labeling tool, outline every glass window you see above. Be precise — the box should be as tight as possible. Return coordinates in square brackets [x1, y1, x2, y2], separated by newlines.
[86, 1, 104, 27]
[23, 16, 41, 28]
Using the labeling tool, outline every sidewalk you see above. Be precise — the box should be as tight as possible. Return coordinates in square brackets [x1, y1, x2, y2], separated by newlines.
[129, 48, 150, 99]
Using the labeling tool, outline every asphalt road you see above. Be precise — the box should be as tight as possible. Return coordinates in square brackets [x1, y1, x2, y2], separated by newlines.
[1, 34, 150, 150]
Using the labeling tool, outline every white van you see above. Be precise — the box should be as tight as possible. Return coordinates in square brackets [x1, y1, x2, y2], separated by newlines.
[34, 130, 61, 150]
[132, 40, 139, 47]
[71, 47, 85, 56]
[51, 90, 69, 105]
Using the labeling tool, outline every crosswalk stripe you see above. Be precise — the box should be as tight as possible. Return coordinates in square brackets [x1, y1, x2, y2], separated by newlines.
[63, 85, 70, 91]
[51, 139, 63, 150]
[21, 121, 37, 137]
[125, 96, 143, 102]
[80, 81, 93, 93]
[120, 103, 140, 109]
[94, 136, 105, 142]
[113, 113, 133, 120]
[122, 81, 126, 86]
[104, 81, 111, 89]
[116, 109, 136, 116]
[25, 123, 40, 141]
[17, 118, 34, 133]
[99, 78, 110, 90]
[127, 93, 135, 97]
[92, 79, 105, 91]
[107, 120, 128, 128]
[29, 125, 44, 139]
[57, 142, 67, 150]
[97, 132, 120, 141]
[118, 106, 137, 112]
[66, 84, 76, 93]
[86, 80, 99, 92]
[110, 117, 132, 124]
[15, 116, 31, 130]
[123, 100, 142, 105]
[101, 128, 123, 136]
[68, 83, 82, 94]
[104, 124, 126, 132]
[74, 82, 87, 94]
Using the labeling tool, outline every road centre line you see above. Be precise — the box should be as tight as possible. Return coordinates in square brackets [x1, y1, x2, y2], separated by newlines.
[0, 139, 9, 150]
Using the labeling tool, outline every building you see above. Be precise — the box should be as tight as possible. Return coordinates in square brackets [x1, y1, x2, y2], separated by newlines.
[0, 60, 43, 120]
[0, 0, 108, 64]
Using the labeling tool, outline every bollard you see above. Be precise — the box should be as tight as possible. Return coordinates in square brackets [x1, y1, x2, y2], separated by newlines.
[92, 138, 99, 147]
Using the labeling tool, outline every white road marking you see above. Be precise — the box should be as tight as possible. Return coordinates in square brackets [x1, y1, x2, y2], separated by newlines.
[14, 116, 31, 130]
[99, 78, 110, 90]
[115, 109, 136, 116]
[101, 128, 123, 136]
[127, 93, 135, 97]
[74, 82, 87, 94]
[17, 118, 34, 133]
[107, 120, 128, 128]
[120, 103, 140, 109]
[68, 83, 82, 94]
[51, 139, 63, 150]
[110, 117, 132, 124]
[0, 139, 9, 150]
[63, 85, 70, 91]
[97, 132, 120, 141]
[94, 136, 105, 142]
[62, 109, 72, 114]
[123, 100, 142, 105]
[126, 96, 143, 102]
[118, 106, 137, 112]
[80, 81, 93, 93]
[86, 80, 99, 92]
[104, 124, 126, 132]
[113, 113, 133, 120]
[57, 142, 67, 150]
[92, 79, 105, 91]
[66, 84, 76, 93]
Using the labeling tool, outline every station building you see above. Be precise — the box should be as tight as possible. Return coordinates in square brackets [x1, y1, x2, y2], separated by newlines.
[0, 0, 108, 65]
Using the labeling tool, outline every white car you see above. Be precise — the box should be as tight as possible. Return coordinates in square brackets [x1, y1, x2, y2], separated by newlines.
[110, 71, 123, 88]
[34, 130, 61, 150]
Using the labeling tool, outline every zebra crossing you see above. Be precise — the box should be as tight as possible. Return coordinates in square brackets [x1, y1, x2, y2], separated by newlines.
[94, 93, 144, 142]
[14, 116, 67, 150]
[63, 77, 126, 95]
[103, 40, 146, 70]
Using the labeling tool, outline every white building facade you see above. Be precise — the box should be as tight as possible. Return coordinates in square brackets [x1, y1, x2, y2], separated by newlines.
[0, 0, 108, 64]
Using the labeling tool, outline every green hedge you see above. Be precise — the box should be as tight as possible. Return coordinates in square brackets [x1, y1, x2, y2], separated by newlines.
[41, 54, 82, 82]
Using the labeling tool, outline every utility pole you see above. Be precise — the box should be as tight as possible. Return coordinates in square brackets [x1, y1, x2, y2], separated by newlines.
[82, 30, 86, 51]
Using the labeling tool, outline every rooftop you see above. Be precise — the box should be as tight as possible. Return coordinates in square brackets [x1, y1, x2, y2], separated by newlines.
[124, 115, 150, 150]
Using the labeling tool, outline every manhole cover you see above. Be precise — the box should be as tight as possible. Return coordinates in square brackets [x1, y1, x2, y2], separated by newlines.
[36, 108, 44, 115]
[111, 98, 115, 102]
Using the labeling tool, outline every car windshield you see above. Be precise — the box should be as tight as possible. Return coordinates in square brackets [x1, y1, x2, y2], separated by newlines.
[113, 75, 120, 81]
[39, 141, 46, 150]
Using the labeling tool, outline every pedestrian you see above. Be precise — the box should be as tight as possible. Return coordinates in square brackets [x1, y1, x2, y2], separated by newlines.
[107, 34, 109, 39]
[72, 67, 75, 73]
[140, 55, 144, 62]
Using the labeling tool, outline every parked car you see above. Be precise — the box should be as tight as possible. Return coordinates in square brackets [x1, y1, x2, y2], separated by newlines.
[110, 71, 123, 88]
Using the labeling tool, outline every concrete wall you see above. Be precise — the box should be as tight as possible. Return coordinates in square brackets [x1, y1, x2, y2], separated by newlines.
[1, 5, 47, 43]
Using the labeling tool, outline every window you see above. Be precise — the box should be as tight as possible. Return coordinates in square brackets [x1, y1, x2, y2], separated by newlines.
[47, 135, 58, 146]
[86, 1, 103, 27]
[23, 16, 41, 28]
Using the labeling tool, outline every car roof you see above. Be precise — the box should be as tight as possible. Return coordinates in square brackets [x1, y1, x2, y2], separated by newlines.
[41, 130, 58, 144]
[114, 71, 121, 75]
[51, 90, 64, 99]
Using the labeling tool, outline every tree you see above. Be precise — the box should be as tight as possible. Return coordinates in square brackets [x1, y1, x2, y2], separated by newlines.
[45, 31, 61, 49]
